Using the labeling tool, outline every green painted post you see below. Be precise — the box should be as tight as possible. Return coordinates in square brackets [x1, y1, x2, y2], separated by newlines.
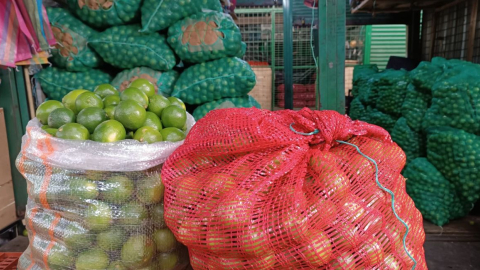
[364, 25, 372, 65]
[318, 0, 346, 113]
[0, 69, 30, 217]
[283, 0, 294, 109]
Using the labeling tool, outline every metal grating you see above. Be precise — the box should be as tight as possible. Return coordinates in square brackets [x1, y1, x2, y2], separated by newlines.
[432, 1, 471, 60]
[472, 1, 480, 63]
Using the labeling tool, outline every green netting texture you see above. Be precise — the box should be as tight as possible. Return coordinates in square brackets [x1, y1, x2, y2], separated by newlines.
[36, 67, 112, 101]
[391, 118, 424, 164]
[404, 158, 465, 226]
[168, 11, 243, 64]
[348, 97, 368, 122]
[111, 67, 179, 97]
[409, 60, 443, 91]
[89, 25, 176, 71]
[140, 0, 222, 33]
[236, 42, 247, 59]
[47, 7, 103, 72]
[172, 57, 257, 105]
[365, 107, 398, 133]
[65, 0, 142, 29]
[192, 95, 261, 120]
[351, 65, 378, 99]
[422, 70, 480, 134]
[427, 127, 480, 205]
[401, 84, 431, 132]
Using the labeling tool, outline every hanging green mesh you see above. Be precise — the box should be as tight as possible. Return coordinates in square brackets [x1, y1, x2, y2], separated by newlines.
[193, 96, 261, 120]
[348, 98, 368, 122]
[46, 8, 102, 72]
[404, 158, 465, 226]
[402, 84, 431, 132]
[351, 64, 378, 99]
[111, 67, 178, 96]
[391, 118, 424, 164]
[172, 57, 257, 105]
[168, 11, 243, 64]
[65, 0, 142, 29]
[89, 25, 176, 71]
[140, 0, 222, 33]
[37, 67, 112, 101]
[236, 42, 247, 59]
[373, 70, 409, 116]
[422, 70, 480, 134]
[409, 59, 444, 91]
[365, 107, 398, 133]
[427, 127, 480, 205]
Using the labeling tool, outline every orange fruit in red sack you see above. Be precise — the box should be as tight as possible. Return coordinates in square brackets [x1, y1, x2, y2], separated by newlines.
[236, 226, 270, 257]
[358, 237, 385, 266]
[205, 229, 236, 255]
[304, 199, 338, 230]
[329, 221, 362, 250]
[202, 173, 236, 200]
[330, 251, 358, 270]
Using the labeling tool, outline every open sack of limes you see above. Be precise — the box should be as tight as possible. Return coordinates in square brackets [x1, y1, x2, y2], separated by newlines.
[162, 108, 428, 270]
[16, 80, 194, 270]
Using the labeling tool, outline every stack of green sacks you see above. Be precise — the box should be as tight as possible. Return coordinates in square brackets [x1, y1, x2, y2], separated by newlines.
[349, 57, 480, 226]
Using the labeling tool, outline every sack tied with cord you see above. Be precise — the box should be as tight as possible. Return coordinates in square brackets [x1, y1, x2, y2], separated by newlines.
[162, 108, 427, 270]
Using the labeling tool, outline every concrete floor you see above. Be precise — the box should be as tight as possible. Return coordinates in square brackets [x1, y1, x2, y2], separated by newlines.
[2, 217, 479, 269]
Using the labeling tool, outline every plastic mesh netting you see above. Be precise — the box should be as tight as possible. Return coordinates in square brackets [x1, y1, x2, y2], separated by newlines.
[162, 108, 427, 270]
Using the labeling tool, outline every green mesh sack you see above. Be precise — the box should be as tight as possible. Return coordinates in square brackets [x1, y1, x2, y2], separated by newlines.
[47, 8, 102, 72]
[192, 95, 261, 120]
[140, 0, 222, 33]
[376, 80, 409, 116]
[365, 107, 398, 133]
[355, 76, 379, 106]
[391, 118, 424, 164]
[65, 0, 142, 29]
[402, 84, 431, 132]
[409, 60, 444, 91]
[404, 158, 465, 226]
[36, 67, 112, 101]
[172, 57, 256, 105]
[89, 25, 176, 71]
[236, 42, 247, 58]
[168, 11, 243, 64]
[422, 72, 480, 134]
[348, 97, 368, 121]
[427, 127, 480, 205]
[111, 67, 178, 96]
[351, 65, 378, 98]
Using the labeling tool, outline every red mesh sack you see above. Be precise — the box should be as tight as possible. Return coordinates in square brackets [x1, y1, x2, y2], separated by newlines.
[162, 108, 427, 270]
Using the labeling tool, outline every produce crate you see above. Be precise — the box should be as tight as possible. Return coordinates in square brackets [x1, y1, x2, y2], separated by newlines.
[0, 253, 21, 270]
[249, 67, 273, 110]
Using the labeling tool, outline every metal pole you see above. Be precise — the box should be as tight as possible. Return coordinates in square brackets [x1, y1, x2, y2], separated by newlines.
[283, 0, 294, 110]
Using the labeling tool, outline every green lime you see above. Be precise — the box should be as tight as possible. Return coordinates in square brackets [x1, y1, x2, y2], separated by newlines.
[77, 107, 107, 133]
[160, 128, 185, 142]
[85, 201, 112, 231]
[56, 123, 90, 141]
[48, 245, 75, 268]
[69, 178, 99, 201]
[62, 89, 88, 114]
[97, 228, 126, 252]
[168, 97, 186, 110]
[121, 235, 155, 268]
[148, 94, 171, 117]
[101, 175, 134, 203]
[120, 87, 149, 109]
[153, 228, 177, 252]
[143, 112, 163, 131]
[136, 175, 164, 204]
[161, 105, 187, 129]
[36, 100, 64, 125]
[105, 106, 116, 119]
[94, 84, 119, 98]
[76, 92, 104, 112]
[118, 203, 148, 225]
[103, 95, 121, 107]
[92, 120, 126, 143]
[107, 261, 127, 270]
[155, 252, 179, 270]
[114, 100, 147, 130]
[48, 108, 75, 128]
[150, 204, 166, 228]
[129, 79, 156, 98]
[134, 126, 163, 144]
[75, 248, 110, 270]
[41, 125, 58, 136]
[64, 223, 94, 251]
